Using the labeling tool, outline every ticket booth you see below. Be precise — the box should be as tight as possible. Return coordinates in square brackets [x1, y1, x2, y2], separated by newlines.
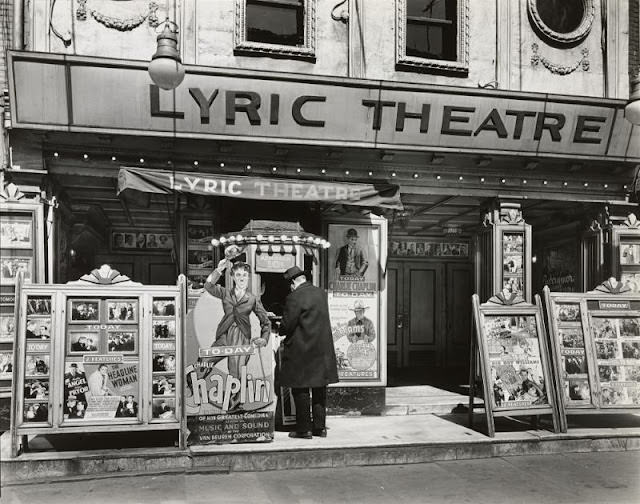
[183, 220, 327, 443]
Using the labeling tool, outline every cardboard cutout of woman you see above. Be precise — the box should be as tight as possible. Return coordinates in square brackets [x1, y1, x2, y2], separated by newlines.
[200, 257, 271, 411]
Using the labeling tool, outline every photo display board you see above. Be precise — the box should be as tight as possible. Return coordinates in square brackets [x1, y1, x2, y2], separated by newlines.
[501, 231, 527, 299]
[543, 281, 640, 429]
[0, 201, 45, 400]
[11, 267, 185, 456]
[471, 293, 560, 437]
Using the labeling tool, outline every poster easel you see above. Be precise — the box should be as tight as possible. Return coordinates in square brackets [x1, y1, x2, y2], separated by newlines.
[543, 279, 640, 432]
[469, 292, 561, 437]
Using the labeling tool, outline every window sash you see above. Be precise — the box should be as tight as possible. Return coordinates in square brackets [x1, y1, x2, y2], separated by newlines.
[235, 0, 316, 59]
[396, 0, 468, 73]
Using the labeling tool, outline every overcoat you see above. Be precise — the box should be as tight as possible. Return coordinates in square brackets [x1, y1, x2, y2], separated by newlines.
[279, 281, 339, 388]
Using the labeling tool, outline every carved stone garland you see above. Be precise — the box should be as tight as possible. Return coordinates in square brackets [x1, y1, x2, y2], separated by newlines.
[531, 43, 590, 75]
[76, 0, 160, 31]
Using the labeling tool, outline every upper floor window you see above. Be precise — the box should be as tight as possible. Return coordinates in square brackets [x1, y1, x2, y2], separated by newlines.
[396, 0, 468, 73]
[527, 0, 594, 45]
[235, 0, 316, 59]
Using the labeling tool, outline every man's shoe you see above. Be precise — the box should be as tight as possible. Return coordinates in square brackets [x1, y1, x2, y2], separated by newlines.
[288, 431, 313, 439]
[312, 428, 327, 437]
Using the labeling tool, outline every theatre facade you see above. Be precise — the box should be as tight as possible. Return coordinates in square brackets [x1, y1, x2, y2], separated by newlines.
[1, 2, 639, 424]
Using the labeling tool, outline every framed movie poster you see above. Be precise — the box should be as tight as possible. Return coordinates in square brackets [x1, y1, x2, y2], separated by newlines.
[326, 216, 388, 386]
[0, 255, 32, 285]
[68, 299, 99, 322]
[471, 293, 560, 436]
[0, 351, 13, 379]
[0, 216, 32, 249]
[0, 315, 16, 342]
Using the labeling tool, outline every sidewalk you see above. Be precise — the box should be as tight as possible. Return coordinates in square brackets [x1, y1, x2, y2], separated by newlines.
[2, 410, 640, 486]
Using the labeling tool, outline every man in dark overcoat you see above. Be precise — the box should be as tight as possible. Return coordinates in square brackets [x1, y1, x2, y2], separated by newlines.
[280, 266, 338, 438]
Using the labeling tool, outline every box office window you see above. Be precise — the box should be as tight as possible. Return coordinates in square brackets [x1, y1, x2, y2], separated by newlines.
[397, 0, 468, 73]
[235, 0, 316, 59]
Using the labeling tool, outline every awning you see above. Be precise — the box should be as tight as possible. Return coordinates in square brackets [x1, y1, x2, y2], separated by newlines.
[117, 167, 403, 210]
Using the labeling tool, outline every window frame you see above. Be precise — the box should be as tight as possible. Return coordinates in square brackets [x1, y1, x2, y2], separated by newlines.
[396, 0, 469, 73]
[527, 0, 595, 46]
[234, 0, 316, 60]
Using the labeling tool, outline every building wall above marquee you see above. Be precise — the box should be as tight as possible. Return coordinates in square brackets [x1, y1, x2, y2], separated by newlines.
[22, 0, 632, 99]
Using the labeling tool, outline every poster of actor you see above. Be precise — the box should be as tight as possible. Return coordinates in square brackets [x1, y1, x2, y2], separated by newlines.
[329, 296, 379, 380]
[183, 255, 276, 444]
[328, 225, 379, 287]
[63, 362, 89, 419]
[64, 361, 139, 420]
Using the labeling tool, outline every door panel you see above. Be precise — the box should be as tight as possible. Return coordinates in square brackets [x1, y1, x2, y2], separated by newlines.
[407, 267, 438, 347]
[446, 263, 473, 369]
[387, 260, 471, 377]
[386, 262, 402, 369]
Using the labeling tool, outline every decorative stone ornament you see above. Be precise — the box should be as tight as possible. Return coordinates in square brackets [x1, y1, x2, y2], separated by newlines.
[591, 277, 633, 295]
[76, 1, 160, 30]
[531, 43, 590, 75]
[0, 182, 25, 202]
[623, 213, 640, 229]
[527, 0, 595, 45]
[68, 264, 142, 286]
[486, 290, 526, 306]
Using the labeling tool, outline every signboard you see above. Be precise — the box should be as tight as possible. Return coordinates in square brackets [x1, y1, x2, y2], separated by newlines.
[7, 51, 639, 162]
[327, 222, 384, 385]
[184, 290, 275, 444]
[543, 281, 640, 431]
[254, 253, 296, 273]
[471, 293, 560, 436]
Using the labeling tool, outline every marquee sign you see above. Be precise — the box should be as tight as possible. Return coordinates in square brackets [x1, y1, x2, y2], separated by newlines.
[7, 51, 639, 162]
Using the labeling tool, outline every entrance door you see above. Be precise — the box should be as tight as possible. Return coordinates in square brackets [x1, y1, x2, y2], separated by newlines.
[387, 260, 472, 385]
[387, 261, 443, 380]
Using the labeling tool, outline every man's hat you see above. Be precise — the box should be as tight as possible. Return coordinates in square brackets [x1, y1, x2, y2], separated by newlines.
[350, 300, 369, 311]
[70, 363, 78, 368]
[346, 228, 359, 238]
[283, 266, 305, 282]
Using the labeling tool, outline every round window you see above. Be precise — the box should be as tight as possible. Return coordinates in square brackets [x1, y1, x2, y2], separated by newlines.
[528, 0, 594, 45]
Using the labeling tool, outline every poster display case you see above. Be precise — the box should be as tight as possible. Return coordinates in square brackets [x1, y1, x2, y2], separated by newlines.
[470, 292, 561, 437]
[325, 215, 388, 386]
[543, 280, 640, 432]
[10, 265, 186, 456]
[0, 195, 46, 399]
[476, 202, 532, 303]
[610, 213, 640, 293]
